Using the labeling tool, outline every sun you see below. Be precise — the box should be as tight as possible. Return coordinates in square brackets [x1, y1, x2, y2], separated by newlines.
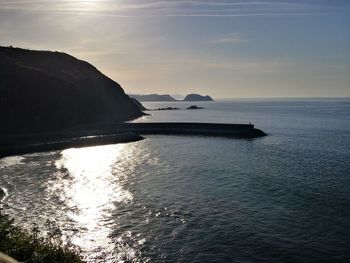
[76, 0, 101, 10]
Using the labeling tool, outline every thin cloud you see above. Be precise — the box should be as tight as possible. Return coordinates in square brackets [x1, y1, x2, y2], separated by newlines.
[210, 33, 247, 45]
[0, 0, 332, 17]
[203, 60, 287, 72]
[161, 12, 319, 17]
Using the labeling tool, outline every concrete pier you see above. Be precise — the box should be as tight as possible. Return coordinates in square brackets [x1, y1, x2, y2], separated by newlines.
[0, 122, 266, 158]
[111, 122, 266, 138]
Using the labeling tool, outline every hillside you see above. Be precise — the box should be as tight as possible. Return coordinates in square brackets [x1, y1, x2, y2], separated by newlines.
[0, 46, 142, 135]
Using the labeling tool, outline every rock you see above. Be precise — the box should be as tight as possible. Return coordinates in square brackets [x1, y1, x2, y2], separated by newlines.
[0, 188, 5, 200]
[187, 105, 203, 110]
[154, 107, 180, 111]
[183, 94, 213, 101]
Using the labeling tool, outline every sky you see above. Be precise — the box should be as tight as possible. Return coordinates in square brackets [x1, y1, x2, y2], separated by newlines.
[1, 0, 349, 98]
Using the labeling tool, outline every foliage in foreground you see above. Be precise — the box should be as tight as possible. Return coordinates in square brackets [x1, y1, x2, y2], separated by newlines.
[0, 209, 83, 263]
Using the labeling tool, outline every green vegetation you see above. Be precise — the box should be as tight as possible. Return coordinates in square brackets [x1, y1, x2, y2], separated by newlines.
[0, 209, 83, 263]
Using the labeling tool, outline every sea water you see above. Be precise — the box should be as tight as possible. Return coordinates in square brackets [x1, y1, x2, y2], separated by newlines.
[1, 98, 350, 262]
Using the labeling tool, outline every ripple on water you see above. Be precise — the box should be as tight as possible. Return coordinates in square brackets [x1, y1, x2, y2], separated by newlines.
[0, 155, 25, 168]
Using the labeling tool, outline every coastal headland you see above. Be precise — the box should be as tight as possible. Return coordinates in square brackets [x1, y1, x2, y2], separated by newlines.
[0, 46, 266, 158]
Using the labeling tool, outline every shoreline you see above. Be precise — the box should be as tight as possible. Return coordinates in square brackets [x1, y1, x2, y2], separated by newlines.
[0, 132, 144, 158]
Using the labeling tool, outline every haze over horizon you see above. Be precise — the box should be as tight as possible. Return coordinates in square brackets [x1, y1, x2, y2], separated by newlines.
[1, 0, 349, 98]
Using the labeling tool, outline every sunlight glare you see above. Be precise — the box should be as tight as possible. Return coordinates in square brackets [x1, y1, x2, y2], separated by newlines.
[74, 0, 101, 12]
[54, 144, 133, 252]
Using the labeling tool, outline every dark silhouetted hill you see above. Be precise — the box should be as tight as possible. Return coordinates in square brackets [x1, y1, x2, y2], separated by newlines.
[0, 46, 142, 135]
[183, 94, 214, 101]
[129, 94, 176, 102]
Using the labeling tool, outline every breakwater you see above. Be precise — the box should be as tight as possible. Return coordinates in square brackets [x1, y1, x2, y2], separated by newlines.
[112, 122, 266, 137]
[0, 122, 266, 158]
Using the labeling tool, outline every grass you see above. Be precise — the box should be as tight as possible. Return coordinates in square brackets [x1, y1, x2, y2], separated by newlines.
[0, 209, 84, 263]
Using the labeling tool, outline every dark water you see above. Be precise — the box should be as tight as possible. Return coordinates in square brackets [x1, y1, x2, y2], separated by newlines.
[1, 99, 350, 262]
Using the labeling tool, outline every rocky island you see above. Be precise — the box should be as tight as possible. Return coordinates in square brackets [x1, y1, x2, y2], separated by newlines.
[183, 94, 214, 101]
[187, 105, 203, 110]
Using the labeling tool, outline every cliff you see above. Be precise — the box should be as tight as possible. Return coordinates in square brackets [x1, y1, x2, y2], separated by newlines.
[183, 94, 214, 101]
[0, 46, 142, 135]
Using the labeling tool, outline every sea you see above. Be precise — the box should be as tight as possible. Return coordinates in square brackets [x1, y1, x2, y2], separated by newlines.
[1, 98, 350, 262]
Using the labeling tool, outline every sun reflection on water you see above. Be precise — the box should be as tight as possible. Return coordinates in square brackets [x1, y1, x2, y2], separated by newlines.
[54, 144, 134, 259]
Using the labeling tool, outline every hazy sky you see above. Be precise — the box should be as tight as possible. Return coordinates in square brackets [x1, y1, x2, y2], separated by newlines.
[1, 0, 349, 98]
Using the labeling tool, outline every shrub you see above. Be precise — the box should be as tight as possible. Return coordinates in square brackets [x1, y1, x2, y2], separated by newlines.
[0, 209, 83, 263]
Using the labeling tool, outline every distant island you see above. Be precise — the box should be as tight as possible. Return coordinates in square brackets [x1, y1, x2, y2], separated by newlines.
[183, 94, 213, 101]
[129, 93, 214, 102]
[0, 46, 142, 137]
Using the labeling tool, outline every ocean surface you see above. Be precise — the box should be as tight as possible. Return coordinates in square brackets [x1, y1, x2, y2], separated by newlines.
[1, 98, 350, 262]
